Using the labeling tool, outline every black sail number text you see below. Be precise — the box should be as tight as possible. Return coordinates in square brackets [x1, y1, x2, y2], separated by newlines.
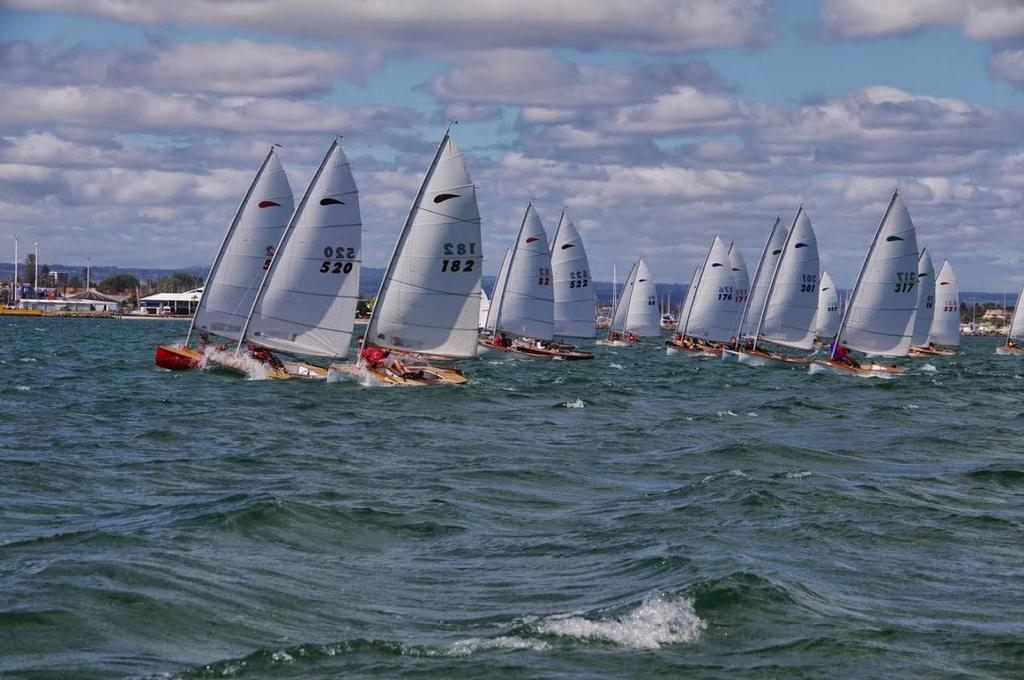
[319, 245, 357, 274]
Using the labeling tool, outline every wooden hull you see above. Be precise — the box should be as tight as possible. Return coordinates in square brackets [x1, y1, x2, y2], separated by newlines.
[597, 337, 646, 347]
[281, 361, 328, 379]
[909, 345, 958, 357]
[154, 345, 203, 371]
[808, 359, 903, 377]
[510, 345, 594, 360]
[329, 362, 468, 386]
[665, 339, 722, 357]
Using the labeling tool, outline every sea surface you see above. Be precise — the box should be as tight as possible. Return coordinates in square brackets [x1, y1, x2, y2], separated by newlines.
[2, 318, 1023, 679]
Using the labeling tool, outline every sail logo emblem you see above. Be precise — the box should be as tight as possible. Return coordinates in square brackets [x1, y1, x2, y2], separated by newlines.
[262, 245, 275, 271]
[258, 200, 281, 208]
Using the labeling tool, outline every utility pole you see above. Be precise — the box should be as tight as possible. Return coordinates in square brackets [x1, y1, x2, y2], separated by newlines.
[33, 241, 38, 298]
[13, 234, 18, 303]
[86, 257, 91, 291]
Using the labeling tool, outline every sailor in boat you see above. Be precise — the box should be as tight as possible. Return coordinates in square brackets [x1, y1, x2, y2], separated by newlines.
[829, 339, 860, 368]
[1008, 339, 1018, 349]
[625, 332, 637, 343]
[247, 341, 285, 371]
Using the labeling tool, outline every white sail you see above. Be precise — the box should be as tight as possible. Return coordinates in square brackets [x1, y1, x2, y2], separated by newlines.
[737, 217, 788, 339]
[550, 211, 595, 337]
[814, 271, 841, 338]
[682, 236, 736, 343]
[1008, 285, 1024, 343]
[485, 248, 512, 332]
[624, 258, 660, 337]
[242, 139, 359, 358]
[494, 204, 554, 340]
[910, 248, 935, 346]
[728, 243, 749, 331]
[928, 259, 960, 347]
[675, 266, 700, 332]
[193, 148, 293, 341]
[836, 192, 920, 357]
[757, 206, 820, 350]
[365, 132, 482, 358]
[479, 287, 490, 330]
[609, 261, 637, 333]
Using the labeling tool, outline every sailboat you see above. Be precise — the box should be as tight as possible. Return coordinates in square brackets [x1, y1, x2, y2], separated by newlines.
[479, 288, 490, 330]
[809, 191, 919, 376]
[997, 283, 1024, 355]
[481, 205, 592, 359]
[814, 271, 841, 343]
[666, 236, 735, 356]
[723, 207, 819, 366]
[155, 146, 294, 371]
[721, 217, 787, 363]
[550, 210, 596, 338]
[211, 137, 361, 380]
[344, 130, 479, 385]
[911, 259, 959, 356]
[598, 258, 660, 345]
[906, 248, 935, 358]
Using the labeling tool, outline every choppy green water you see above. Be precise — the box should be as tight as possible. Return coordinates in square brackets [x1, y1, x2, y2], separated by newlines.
[2, 318, 1023, 679]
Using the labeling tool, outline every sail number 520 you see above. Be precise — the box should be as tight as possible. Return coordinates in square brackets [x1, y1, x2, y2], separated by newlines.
[319, 245, 356, 274]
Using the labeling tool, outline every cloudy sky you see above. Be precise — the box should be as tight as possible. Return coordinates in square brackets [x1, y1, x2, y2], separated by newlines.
[1, 0, 1022, 291]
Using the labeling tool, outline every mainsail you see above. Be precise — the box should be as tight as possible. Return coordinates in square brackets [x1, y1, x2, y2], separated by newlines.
[550, 211, 595, 337]
[493, 204, 554, 340]
[609, 261, 637, 334]
[680, 236, 736, 343]
[736, 217, 787, 340]
[814, 271, 841, 338]
[910, 248, 935, 347]
[485, 249, 512, 332]
[728, 243, 749, 332]
[1007, 285, 1024, 344]
[929, 260, 960, 347]
[365, 132, 482, 358]
[624, 259, 660, 337]
[835, 191, 920, 357]
[757, 206, 820, 350]
[191, 147, 293, 342]
[241, 138, 360, 358]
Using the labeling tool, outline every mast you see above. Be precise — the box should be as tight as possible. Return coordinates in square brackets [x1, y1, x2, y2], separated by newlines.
[679, 238, 716, 338]
[610, 260, 638, 334]
[236, 138, 340, 354]
[831, 191, 898, 360]
[33, 242, 38, 296]
[493, 204, 532, 335]
[752, 208, 803, 352]
[13, 234, 17, 303]
[611, 264, 617, 312]
[364, 130, 451, 353]
[734, 216, 782, 348]
[186, 145, 279, 347]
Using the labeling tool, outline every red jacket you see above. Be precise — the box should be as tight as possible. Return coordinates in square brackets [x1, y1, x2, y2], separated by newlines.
[361, 346, 387, 367]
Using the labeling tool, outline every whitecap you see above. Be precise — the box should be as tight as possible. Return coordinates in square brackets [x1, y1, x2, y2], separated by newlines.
[784, 470, 811, 479]
[609, 362, 624, 370]
[746, 411, 759, 417]
[536, 595, 706, 649]
[444, 636, 549, 657]
[562, 398, 585, 409]
[270, 651, 293, 663]
[19, 357, 37, 363]
[717, 410, 737, 417]
[919, 363, 937, 373]
[14, 385, 30, 391]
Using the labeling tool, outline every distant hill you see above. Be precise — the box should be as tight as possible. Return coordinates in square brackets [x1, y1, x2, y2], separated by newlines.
[0, 262, 1009, 307]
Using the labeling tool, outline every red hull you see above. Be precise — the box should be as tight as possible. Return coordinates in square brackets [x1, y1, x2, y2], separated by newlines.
[154, 345, 202, 371]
